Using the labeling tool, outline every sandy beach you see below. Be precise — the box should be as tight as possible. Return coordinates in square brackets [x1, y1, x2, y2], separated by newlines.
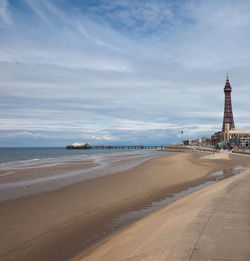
[0, 151, 249, 261]
[75, 152, 250, 261]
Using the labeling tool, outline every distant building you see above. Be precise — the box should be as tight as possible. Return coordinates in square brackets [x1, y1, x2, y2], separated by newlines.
[211, 76, 250, 149]
[191, 137, 211, 146]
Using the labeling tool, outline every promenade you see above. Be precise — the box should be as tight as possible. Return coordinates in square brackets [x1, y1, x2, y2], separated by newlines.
[170, 165, 250, 260]
[78, 159, 250, 261]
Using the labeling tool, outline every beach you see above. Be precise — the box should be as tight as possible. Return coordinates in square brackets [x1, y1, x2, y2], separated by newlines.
[0, 151, 249, 261]
[75, 152, 250, 261]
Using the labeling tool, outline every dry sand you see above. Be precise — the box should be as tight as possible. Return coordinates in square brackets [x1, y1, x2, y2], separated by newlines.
[200, 150, 231, 160]
[0, 152, 248, 261]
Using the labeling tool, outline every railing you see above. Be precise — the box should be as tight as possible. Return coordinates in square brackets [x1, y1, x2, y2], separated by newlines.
[91, 145, 167, 150]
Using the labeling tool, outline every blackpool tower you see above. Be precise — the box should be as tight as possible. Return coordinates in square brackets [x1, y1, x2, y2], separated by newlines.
[222, 75, 235, 131]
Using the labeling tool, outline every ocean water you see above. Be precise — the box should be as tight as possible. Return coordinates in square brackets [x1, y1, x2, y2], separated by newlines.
[0, 147, 160, 164]
[0, 147, 171, 202]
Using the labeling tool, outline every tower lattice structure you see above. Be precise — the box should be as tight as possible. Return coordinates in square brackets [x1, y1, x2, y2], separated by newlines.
[222, 75, 235, 132]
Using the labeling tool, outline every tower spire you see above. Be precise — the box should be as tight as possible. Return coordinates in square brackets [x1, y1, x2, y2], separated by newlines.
[226, 73, 230, 84]
[222, 75, 235, 131]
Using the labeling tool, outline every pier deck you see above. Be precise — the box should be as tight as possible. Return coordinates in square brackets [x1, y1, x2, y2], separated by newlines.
[91, 145, 167, 150]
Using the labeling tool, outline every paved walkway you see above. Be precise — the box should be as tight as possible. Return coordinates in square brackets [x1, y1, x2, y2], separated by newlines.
[169, 169, 250, 261]
[191, 171, 250, 260]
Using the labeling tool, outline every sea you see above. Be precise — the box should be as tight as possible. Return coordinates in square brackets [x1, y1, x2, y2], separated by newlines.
[0, 147, 171, 202]
[0, 147, 167, 164]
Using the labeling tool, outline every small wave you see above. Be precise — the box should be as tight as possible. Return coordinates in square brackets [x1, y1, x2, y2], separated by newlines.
[26, 158, 40, 162]
[0, 158, 40, 168]
[0, 171, 15, 177]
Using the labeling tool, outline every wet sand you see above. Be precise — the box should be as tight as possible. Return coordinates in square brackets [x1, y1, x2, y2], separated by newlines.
[0, 152, 156, 202]
[76, 153, 250, 261]
[0, 151, 248, 261]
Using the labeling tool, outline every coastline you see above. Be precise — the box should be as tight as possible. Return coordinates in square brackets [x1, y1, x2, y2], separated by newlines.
[0, 151, 248, 261]
[0, 151, 158, 202]
[75, 152, 250, 261]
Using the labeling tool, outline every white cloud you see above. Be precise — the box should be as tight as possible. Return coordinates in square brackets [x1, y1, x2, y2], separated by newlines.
[1, 0, 250, 146]
[24, 0, 51, 24]
[0, 0, 11, 24]
[0, 131, 49, 139]
[83, 134, 117, 141]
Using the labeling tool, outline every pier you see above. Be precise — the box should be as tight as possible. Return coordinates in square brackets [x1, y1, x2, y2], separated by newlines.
[91, 145, 168, 150]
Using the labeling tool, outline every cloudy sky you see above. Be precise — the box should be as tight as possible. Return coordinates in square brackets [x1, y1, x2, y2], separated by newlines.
[1, 0, 250, 146]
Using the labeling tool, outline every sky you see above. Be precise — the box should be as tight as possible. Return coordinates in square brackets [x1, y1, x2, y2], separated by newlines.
[1, 0, 250, 147]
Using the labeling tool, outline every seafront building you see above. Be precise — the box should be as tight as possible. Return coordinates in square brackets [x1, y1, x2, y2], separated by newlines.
[211, 76, 250, 149]
[184, 137, 211, 146]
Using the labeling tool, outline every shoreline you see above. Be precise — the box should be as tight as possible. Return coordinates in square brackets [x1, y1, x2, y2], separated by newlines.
[75, 152, 250, 261]
[0, 151, 248, 261]
[0, 151, 159, 202]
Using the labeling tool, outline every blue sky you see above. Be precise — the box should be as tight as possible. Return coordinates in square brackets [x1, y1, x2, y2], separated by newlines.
[1, 0, 250, 146]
